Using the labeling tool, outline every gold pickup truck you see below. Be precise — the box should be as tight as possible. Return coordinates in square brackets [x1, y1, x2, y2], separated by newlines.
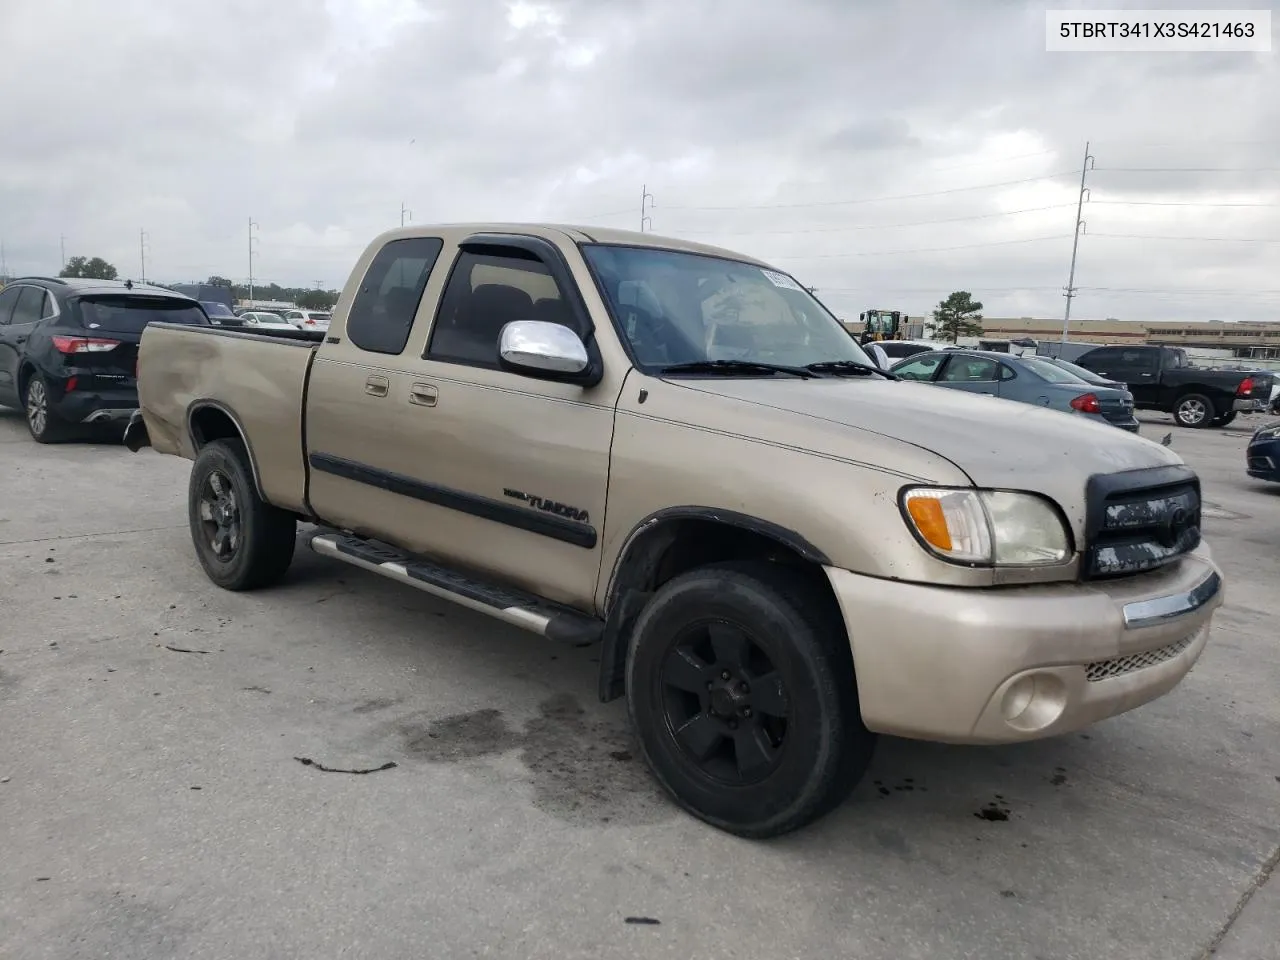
[126, 224, 1224, 837]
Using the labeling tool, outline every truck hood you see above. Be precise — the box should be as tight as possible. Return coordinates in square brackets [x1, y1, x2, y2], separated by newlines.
[672, 376, 1184, 535]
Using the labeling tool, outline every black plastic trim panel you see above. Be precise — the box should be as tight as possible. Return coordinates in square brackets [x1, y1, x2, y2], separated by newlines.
[309, 452, 598, 548]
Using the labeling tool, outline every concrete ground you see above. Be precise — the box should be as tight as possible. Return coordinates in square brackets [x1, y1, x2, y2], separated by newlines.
[0, 407, 1277, 960]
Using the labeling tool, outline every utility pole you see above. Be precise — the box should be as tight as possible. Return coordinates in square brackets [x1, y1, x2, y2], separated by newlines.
[640, 184, 654, 232]
[248, 218, 260, 303]
[400, 202, 412, 226]
[1, 239, 7, 280]
[60, 235, 67, 269]
[1061, 141, 1094, 343]
[139, 228, 149, 283]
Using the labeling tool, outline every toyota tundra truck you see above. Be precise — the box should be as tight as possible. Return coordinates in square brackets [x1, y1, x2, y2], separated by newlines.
[124, 224, 1224, 838]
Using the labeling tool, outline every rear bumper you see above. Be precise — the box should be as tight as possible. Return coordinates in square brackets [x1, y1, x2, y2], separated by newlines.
[1233, 397, 1269, 413]
[50, 386, 139, 424]
[825, 544, 1223, 744]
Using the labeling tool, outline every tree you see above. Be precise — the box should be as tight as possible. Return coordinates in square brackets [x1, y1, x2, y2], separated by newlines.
[60, 256, 118, 280]
[206, 275, 232, 287]
[296, 289, 338, 310]
[930, 291, 984, 343]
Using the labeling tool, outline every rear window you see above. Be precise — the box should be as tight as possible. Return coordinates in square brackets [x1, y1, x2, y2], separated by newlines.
[1022, 357, 1090, 384]
[75, 296, 210, 333]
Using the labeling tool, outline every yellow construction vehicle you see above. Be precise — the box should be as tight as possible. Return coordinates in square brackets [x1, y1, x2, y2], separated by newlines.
[858, 309, 904, 345]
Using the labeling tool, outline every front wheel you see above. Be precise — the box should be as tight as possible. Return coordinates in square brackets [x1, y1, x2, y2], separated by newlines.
[188, 439, 297, 590]
[625, 561, 875, 838]
[1174, 393, 1216, 429]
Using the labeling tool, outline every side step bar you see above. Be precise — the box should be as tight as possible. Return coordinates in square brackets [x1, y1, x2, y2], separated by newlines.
[308, 532, 604, 646]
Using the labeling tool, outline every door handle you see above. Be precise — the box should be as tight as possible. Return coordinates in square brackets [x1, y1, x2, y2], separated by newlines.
[409, 382, 438, 407]
[364, 375, 389, 397]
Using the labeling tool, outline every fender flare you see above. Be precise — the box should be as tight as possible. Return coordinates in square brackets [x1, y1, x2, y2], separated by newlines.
[185, 399, 268, 501]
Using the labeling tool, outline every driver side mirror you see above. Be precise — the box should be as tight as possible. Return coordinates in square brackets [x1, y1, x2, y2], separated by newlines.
[498, 320, 600, 386]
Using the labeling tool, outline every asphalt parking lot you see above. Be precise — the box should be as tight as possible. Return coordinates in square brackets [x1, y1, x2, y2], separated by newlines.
[1, 408, 1277, 960]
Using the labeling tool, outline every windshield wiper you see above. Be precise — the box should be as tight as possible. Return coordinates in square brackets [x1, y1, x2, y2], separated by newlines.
[804, 359, 898, 380]
[659, 360, 817, 379]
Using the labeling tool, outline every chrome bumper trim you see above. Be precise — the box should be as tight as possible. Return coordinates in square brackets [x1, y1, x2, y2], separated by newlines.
[1121, 569, 1222, 629]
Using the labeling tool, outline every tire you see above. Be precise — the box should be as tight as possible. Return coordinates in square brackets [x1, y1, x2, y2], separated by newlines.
[1173, 393, 1216, 429]
[1211, 411, 1237, 427]
[625, 560, 875, 838]
[25, 373, 73, 444]
[188, 438, 296, 590]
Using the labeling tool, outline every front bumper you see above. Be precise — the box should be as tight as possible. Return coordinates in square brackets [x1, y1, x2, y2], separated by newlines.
[825, 544, 1223, 744]
[1246, 437, 1280, 481]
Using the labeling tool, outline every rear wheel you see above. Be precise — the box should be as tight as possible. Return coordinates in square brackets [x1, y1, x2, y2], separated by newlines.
[625, 561, 874, 838]
[25, 374, 73, 443]
[1174, 393, 1216, 429]
[188, 439, 296, 590]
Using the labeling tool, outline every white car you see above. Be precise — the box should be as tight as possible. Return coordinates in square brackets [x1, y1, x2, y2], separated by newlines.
[283, 309, 331, 332]
[238, 311, 297, 331]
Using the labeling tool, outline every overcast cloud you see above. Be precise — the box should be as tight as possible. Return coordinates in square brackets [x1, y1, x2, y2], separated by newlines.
[1, 0, 1277, 322]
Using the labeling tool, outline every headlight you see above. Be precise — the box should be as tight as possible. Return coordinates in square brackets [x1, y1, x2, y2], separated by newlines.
[900, 487, 1072, 567]
[1253, 425, 1280, 441]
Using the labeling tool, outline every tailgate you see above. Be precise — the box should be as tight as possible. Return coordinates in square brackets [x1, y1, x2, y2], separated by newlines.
[138, 323, 316, 513]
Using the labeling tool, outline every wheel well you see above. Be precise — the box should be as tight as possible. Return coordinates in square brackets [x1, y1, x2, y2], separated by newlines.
[17, 362, 36, 395]
[188, 404, 267, 500]
[190, 405, 245, 449]
[596, 516, 844, 702]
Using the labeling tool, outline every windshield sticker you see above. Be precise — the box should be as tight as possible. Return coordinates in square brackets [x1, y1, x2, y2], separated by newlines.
[762, 269, 803, 292]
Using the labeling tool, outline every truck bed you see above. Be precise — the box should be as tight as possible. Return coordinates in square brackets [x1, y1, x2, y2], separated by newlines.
[137, 323, 319, 512]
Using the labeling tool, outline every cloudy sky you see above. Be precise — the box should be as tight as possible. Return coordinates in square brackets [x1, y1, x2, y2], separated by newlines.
[1, 0, 1277, 323]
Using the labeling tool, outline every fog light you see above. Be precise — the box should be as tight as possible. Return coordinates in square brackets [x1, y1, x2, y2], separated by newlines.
[998, 671, 1069, 732]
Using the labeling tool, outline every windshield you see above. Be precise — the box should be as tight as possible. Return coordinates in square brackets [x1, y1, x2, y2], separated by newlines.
[76, 296, 210, 333]
[1022, 357, 1092, 384]
[200, 301, 235, 317]
[581, 244, 872, 371]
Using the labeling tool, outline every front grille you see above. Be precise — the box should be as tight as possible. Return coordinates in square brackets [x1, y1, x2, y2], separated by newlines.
[1085, 634, 1195, 682]
[1082, 466, 1201, 580]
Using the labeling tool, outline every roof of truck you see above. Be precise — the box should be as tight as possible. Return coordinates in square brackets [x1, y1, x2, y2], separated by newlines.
[377, 222, 774, 268]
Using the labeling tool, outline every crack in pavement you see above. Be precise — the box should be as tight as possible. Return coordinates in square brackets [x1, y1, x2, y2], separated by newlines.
[294, 757, 397, 775]
[1198, 842, 1280, 959]
[0, 524, 185, 547]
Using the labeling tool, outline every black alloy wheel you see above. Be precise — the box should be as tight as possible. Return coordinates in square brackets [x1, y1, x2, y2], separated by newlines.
[626, 561, 875, 838]
[188, 439, 296, 590]
[660, 619, 791, 785]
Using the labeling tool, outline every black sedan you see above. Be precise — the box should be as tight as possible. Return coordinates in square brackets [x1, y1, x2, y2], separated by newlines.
[1246, 421, 1280, 482]
[0, 277, 209, 442]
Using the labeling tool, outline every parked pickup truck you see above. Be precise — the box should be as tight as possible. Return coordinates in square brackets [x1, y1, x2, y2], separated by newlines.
[125, 224, 1224, 837]
[1073, 344, 1274, 429]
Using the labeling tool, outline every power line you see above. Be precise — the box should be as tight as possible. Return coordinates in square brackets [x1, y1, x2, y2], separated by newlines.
[766, 234, 1074, 260]
[1092, 167, 1280, 173]
[672, 203, 1078, 237]
[659, 171, 1078, 212]
[1089, 232, 1280, 243]
[1091, 199, 1280, 208]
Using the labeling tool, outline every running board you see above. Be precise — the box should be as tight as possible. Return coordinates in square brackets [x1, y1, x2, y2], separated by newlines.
[308, 533, 604, 645]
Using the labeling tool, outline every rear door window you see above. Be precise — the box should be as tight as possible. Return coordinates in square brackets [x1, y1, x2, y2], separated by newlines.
[75, 296, 210, 334]
[0, 287, 20, 324]
[347, 237, 444, 355]
[11, 287, 45, 325]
